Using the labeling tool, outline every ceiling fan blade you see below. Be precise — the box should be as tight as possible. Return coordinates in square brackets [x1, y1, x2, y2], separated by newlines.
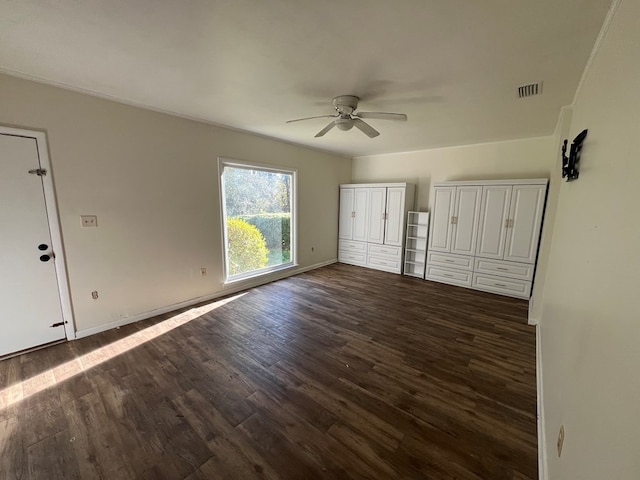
[286, 114, 338, 124]
[355, 112, 408, 121]
[352, 118, 380, 138]
[315, 121, 337, 138]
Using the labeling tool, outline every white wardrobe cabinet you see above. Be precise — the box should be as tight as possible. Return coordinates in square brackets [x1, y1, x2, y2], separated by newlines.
[338, 187, 369, 243]
[476, 184, 546, 264]
[503, 185, 547, 263]
[426, 179, 547, 299]
[428, 185, 482, 256]
[367, 187, 387, 244]
[338, 187, 369, 267]
[338, 183, 415, 274]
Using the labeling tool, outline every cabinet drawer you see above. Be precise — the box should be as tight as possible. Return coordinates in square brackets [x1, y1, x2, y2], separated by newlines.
[338, 240, 367, 253]
[338, 251, 367, 266]
[472, 273, 531, 299]
[427, 251, 474, 271]
[367, 255, 402, 273]
[368, 244, 402, 260]
[474, 257, 534, 281]
[426, 265, 473, 287]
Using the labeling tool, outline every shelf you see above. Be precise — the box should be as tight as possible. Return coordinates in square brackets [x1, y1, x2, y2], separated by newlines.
[403, 211, 429, 279]
[404, 260, 425, 266]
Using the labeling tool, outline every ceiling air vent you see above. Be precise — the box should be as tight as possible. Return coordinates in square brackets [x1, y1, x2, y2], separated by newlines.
[518, 82, 542, 98]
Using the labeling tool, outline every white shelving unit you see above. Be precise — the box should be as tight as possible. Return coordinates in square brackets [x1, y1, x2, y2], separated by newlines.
[403, 211, 429, 278]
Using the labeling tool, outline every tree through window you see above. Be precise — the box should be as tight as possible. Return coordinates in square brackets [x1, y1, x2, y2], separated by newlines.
[220, 160, 295, 281]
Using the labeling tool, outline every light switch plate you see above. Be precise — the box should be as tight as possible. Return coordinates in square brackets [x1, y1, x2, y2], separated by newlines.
[81, 215, 98, 228]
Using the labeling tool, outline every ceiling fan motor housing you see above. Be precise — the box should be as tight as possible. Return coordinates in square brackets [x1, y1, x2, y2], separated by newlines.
[333, 95, 359, 115]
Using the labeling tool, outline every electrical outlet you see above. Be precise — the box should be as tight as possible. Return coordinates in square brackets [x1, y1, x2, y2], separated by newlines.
[81, 215, 98, 228]
[557, 425, 565, 457]
[91, 290, 99, 300]
[200, 268, 207, 276]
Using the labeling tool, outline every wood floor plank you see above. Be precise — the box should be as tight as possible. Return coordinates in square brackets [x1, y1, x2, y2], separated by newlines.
[0, 263, 537, 479]
[26, 429, 82, 480]
[173, 389, 279, 480]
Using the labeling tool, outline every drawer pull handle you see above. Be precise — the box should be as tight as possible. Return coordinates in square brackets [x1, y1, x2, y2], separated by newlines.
[496, 267, 508, 271]
[443, 274, 453, 278]
[444, 259, 454, 263]
[494, 283, 507, 287]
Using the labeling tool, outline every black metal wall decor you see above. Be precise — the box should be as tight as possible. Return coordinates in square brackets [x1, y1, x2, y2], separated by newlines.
[562, 129, 588, 182]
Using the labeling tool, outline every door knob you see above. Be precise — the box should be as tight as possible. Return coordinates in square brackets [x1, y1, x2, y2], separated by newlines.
[39, 254, 51, 262]
[38, 243, 49, 251]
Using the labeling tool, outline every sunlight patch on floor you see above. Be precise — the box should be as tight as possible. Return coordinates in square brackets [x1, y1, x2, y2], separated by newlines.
[0, 293, 245, 410]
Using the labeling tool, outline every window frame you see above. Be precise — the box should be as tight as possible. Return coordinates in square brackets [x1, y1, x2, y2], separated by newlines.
[218, 157, 297, 284]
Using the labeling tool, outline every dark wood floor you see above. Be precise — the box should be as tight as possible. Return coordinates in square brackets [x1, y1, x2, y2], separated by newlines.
[0, 263, 537, 479]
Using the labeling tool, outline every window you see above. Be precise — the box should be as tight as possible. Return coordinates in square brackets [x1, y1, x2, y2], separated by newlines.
[220, 159, 296, 282]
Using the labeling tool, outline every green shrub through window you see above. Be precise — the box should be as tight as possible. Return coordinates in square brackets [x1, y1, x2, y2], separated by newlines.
[221, 161, 295, 280]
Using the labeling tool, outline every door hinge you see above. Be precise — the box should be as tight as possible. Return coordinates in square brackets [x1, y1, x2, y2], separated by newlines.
[50, 321, 67, 328]
[28, 168, 47, 176]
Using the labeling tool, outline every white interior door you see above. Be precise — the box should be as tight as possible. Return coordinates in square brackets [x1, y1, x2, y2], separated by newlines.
[352, 188, 370, 243]
[338, 188, 354, 240]
[450, 186, 482, 256]
[504, 184, 547, 264]
[476, 185, 512, 259]
[367, 187, 387, 244]
[382, 187, 406, 246]
[428, 186, 455, 252]
[0, 133, 67, 357]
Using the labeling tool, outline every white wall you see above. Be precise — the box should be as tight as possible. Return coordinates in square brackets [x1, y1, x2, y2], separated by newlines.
[0, 73, 351, 334]
[352, 137, 555, 211]
[529, 107, 573, 323]
[537, 0, 640, 477]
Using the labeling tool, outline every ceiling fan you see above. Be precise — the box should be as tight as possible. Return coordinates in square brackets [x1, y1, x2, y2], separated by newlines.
[286, 95, 407, 138]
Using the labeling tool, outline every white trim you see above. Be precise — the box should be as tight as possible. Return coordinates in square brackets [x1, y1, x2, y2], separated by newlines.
[340, 182, 411, 189]
[536, 325, 548, 480]
[433, 178, 548, 187]
[0, 126, 77, 339]
[75, 258, 336, 339]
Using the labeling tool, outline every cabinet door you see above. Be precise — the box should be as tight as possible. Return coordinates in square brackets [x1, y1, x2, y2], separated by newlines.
[352, 188, 370, 242]
[383, 187, 406, 246]
[367, 187, 387, 244]
[338, 188, 355, 240]
[504, 184, 546, 263]
[476, 185, 511, 259]
[450, 186, 482, 256]
[428, 186, 455, 252]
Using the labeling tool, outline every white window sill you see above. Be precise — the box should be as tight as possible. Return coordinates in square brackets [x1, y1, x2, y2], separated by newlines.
[224, 262, 298, 286]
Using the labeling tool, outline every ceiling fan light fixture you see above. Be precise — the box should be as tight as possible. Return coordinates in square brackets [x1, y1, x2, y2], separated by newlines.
[335, 118, 354, 131]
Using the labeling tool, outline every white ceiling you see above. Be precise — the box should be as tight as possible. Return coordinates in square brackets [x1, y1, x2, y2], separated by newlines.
[0, 0, 612, 157]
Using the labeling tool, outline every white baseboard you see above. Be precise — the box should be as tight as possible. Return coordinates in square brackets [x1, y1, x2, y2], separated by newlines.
[75, 259, 337, 339]
[536, 325, 548, 480]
